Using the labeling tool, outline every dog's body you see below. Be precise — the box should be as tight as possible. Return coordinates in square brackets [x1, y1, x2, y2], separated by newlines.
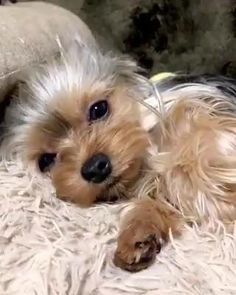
[3, 44, 236, 272]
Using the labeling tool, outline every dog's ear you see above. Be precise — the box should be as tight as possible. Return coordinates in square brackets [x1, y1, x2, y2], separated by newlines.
[114, 56, 146, 83]
[112, 55, 152, 98]
[114, 56, 146, 78]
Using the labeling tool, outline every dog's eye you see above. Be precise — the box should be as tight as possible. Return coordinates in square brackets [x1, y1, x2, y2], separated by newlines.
[38, 153, 57, 172]
[89, 100, 109, 122]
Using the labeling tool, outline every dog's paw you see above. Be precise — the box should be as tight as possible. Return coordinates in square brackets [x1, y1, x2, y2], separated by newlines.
[113, 222, 163, 272]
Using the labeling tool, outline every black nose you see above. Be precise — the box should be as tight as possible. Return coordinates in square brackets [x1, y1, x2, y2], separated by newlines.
[81, 153, 112, 183]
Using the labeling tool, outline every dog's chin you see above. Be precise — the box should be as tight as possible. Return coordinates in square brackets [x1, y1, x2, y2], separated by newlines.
[95, 177, 125, 204]
[95, 189, 127, 204]
[95, 194, 120, 204]
[55, 174, 130, 206]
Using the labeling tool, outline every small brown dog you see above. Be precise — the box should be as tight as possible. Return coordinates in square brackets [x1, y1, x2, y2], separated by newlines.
[4, 42, 236, 272]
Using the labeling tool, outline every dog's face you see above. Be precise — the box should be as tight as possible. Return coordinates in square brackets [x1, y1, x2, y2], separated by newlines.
[14, 45, 150, 206]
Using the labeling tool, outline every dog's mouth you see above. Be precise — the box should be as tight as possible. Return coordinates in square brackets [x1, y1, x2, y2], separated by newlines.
[95, 158, 145, 204]
[95, 176, 128, 204]
[107, 176, 121, 188]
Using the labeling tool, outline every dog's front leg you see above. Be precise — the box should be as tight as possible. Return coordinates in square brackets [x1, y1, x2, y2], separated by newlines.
[113, 197, 183, 272]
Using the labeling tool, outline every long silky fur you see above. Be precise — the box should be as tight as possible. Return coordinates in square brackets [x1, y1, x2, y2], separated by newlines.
[2, 39, 236, 229]
[145, 80, 236, 223]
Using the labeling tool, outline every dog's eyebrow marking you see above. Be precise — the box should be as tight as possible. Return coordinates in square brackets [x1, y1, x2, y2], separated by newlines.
[41, 111, 72, 137]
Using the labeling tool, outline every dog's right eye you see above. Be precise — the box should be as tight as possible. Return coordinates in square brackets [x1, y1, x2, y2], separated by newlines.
[38, 153, 57, 172]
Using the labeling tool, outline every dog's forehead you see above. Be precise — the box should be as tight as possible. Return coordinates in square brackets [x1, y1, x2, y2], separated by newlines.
[24, 66, 144, 145]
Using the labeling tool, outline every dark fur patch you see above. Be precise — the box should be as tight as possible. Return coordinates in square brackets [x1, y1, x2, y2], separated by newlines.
[39, 111, 71, 138]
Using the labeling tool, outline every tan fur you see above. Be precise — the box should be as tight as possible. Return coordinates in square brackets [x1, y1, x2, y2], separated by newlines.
[27, 90, 236, 270]
[26, 86, 149, 206]
[150, 98, 236, 222]
[114, 198, 182, 272]
[114, 95, 236, 271]
[5, 45, 236, 272]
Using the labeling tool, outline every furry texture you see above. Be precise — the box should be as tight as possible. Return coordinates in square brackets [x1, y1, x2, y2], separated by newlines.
[0, 108, 236, 294]
[2, 42, 236, 273]
[3, 43, 151, 207]
[150, 79, 236, 223]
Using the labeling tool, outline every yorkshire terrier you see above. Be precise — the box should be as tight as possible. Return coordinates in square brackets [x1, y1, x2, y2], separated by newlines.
[3, 42, 236, 272]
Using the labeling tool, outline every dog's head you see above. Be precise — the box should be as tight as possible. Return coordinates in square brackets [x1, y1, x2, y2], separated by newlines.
[8, 45, 152, 206]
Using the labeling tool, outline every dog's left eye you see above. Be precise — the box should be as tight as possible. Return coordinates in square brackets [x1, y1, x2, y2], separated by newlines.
[88, 100, 109, 122]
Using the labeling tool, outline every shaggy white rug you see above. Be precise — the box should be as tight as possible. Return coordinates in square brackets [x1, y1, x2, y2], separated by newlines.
[0, 147, 236, 295]
[0, 95, 236, 294]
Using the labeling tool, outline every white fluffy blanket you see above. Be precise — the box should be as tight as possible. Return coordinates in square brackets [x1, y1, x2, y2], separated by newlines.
[0, 151, 236, 295]
[0, 102, 236, 294]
